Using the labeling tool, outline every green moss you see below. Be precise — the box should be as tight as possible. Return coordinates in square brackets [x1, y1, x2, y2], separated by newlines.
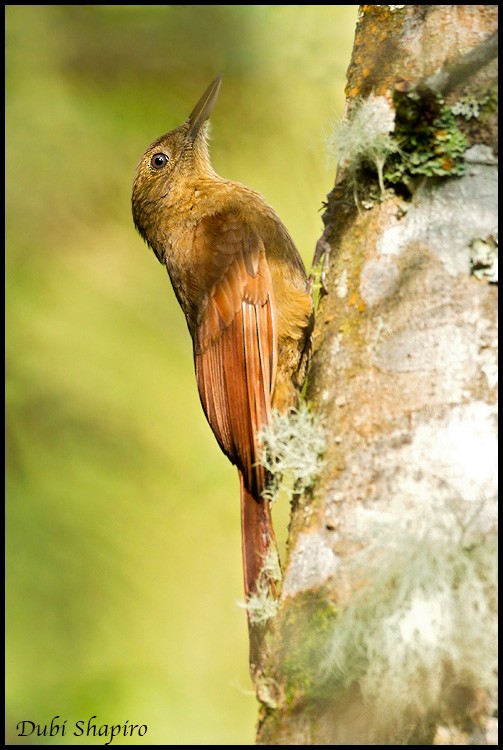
[384, 91, 469, 187]
[276, 591, 339, 704]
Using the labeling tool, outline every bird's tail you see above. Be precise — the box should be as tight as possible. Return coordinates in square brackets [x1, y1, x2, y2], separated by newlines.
[240, 473, 280, 678]
[239, 472, 279, 604]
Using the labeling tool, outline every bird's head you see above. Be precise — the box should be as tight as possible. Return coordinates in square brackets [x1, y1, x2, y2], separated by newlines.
[132, 76, 222, 246]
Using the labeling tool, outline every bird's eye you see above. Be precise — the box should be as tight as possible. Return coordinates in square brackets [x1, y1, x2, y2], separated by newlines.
[150, 153, 169, 169]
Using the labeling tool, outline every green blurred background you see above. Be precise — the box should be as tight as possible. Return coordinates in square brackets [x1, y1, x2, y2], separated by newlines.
[6, 5, 357, 745]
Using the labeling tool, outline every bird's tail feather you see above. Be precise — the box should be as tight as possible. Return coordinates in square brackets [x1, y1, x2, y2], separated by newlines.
[239, 473, 278, 602]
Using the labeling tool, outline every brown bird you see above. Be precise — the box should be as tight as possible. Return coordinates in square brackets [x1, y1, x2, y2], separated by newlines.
[132, 77, 313, 613]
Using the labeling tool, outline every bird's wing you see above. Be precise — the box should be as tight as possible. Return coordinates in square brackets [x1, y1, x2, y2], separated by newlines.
[193, 211, 277, 497]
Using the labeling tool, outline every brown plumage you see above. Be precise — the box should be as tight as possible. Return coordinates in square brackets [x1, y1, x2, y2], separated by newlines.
[131, 77, 313, 610]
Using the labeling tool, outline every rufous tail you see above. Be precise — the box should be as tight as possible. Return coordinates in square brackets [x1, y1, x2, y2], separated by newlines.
[239, 472, 278, 602]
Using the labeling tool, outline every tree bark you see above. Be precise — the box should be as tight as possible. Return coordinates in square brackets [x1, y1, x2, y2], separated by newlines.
[256, 6, 497, 745]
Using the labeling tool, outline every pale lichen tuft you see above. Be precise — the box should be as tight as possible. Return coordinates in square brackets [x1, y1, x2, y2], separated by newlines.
[328, 94, 398, 196]
[259, 404, 326, 503]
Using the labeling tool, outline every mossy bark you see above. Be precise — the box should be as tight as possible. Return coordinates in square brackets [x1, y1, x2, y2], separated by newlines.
[256, 5, 497, 745]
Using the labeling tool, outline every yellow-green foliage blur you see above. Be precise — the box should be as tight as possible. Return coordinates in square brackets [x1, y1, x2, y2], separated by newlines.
[6, 5, 357, 745]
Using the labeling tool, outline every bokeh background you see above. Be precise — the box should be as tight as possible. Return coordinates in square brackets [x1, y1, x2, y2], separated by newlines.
[6, 6, 357, 745]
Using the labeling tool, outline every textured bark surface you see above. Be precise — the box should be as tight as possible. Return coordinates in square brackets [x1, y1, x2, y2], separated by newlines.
[256, 5, 497, 745]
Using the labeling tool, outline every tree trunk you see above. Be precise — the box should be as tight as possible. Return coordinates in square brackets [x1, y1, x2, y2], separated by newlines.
[256, 6, 497, 745]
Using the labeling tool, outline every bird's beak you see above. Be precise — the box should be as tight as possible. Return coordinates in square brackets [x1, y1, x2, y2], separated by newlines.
[186, 76, 222, 141]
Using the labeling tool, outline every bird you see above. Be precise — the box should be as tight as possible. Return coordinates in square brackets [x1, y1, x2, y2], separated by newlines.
[132, 76, 313, 619]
